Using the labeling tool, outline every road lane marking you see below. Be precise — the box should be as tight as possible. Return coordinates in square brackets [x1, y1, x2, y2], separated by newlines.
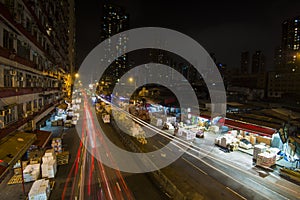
[226, 187, 247, 200]
[116, 182, 121, 191]
[247, 178, 289, 200]
[158, 141, 173, 151]
[181, 157, 207, 175]
[98, 177, 101, 187]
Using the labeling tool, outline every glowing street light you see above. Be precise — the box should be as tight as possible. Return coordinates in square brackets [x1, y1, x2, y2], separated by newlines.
[128, 77, 137, 89]
[75, 73, 79, 78]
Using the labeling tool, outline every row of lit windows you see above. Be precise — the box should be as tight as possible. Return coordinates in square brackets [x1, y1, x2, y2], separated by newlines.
[2, 27, 56, 72]
[3, 0, 69, 64]
[2, 68, 60, 88]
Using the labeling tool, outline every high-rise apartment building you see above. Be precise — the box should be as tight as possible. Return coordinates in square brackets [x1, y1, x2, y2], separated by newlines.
[278, 16, 300, 71]
[100, 3, 129, 80]
[240, 51, 250, 74]
[0, 0, 75, 137]
[251, 50, 265, 74]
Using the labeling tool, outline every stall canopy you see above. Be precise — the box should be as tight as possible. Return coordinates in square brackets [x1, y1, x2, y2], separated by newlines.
[224, 118, 276, 136]
[0, 131, 36, 166]
[57, 102, 68, 110]
[32, 130, 52, 148]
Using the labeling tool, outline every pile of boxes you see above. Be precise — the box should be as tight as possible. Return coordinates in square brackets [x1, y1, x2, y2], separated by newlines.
[256, 152, 276, 168]
[28, 179, 50, 200]
[214, 134, 239, 148]
[256, 135, 272, 146]
[23, 164, 40, 182]
[51, 138, 62, 153]
[253, 144, 267, 160]
[181, 129, 196, 140]
[41, 149, 57, 178]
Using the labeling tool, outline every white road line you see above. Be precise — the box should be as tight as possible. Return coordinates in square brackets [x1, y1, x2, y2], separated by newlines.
[247, 178, 289, 200]
[158, 141, 173, 151]
[98, 177, 101, 187]
[181, 157, 207, 175]
[116, 182, 121, 191]
[226, 187, 247, 200]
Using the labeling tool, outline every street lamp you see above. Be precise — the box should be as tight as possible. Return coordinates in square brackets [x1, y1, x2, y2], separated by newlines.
[128, 77, 137, 88]
[75, 73, 79, 78]
[128, 77, 133, 83]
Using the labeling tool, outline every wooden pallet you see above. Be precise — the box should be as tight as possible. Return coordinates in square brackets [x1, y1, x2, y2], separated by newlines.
[56, 151, 69, 165]
[7, 174, 23, 185]
[50, 179, 55, 190]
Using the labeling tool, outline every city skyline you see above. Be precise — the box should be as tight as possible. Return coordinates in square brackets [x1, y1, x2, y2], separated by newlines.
[76, 0, 300, 71]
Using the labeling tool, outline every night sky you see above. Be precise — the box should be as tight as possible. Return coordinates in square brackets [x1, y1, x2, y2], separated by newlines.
[75, 0, 300, 70]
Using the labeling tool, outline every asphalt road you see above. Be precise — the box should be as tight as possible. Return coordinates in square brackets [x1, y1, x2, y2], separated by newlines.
[50, 92, 169, 200]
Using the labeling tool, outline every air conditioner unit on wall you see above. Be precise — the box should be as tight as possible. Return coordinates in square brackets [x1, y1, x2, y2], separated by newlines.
[22, 41, 28, 46]
[9, 33, 17, 39]
[10, 70, 17, 76]
[0, 110, 6, 117]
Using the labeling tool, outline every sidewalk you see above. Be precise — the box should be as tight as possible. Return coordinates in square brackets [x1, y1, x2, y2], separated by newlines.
[40, 120, 65, 139]
[0, 120, 69, 200]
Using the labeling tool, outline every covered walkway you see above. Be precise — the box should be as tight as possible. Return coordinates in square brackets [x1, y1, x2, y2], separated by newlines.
[224, 118, 277, 137]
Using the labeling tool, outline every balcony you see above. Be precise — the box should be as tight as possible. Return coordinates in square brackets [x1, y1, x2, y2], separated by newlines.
[0, 46, 36, 69]
[0, 101, 59, 140]
[0, 2, 56, 63]
[0, 87, 60, 98]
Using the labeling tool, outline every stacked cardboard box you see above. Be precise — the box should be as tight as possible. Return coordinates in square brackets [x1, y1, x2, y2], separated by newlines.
[28, 179, 50, 200]
[182, 130, 196, 140]
[256, 152, 276, 167]
[23, 164, 40, 182]
[42, 160, 57, 178]
[256, 135, 272, 146]
[56, 151, 69, 165]
[253, 144, 267, 160]
[250, 135, 256, 145]
[41, 149, 57, 178]
[51, 138, 62, 153]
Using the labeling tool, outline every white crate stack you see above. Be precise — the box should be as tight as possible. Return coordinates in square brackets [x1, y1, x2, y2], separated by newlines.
[23, 164, 40, 183]
[182, 130, 196, 140]
[253, 144, 267, 160]
[41, 149, 57, 178]
[256, 152, 276, 167]
[51, 138, 62, 153]
[28, 179, 50, 200]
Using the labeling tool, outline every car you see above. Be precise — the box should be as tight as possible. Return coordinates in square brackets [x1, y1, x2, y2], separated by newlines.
[239, 138, 252, 149]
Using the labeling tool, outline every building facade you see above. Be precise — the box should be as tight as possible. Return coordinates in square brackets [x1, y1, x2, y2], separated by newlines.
[0, 0, 75, 136]
[277, 16, 300, 72]
[267, 71, 300, 99]
[251, 50, 265, 74]
[240, 51, 250, 74]
[100, 3, 129, 81]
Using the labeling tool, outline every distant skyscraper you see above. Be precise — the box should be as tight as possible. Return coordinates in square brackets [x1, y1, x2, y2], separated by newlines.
[282, 16, 300, 51]
[274, 47, 283, 70]
[241, 51, 250, 74]
[252, 51, 265, 74]
[280, 16, 300, 71]
[100, 3, 129, 79]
